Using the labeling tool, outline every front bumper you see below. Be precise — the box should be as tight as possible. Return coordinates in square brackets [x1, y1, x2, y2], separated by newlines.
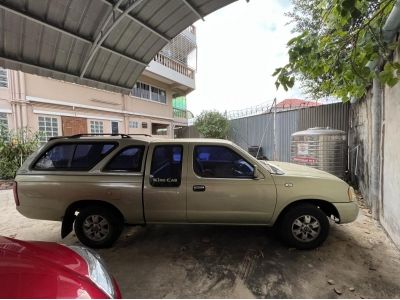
[333, 202, 359, 223]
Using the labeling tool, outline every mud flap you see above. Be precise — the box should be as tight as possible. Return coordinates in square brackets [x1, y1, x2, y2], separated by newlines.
[61, 212, 76, 238]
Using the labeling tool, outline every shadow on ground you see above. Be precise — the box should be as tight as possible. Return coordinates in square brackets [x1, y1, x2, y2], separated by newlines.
[98, 219, 400, 298]
[1, 190, 400, 298]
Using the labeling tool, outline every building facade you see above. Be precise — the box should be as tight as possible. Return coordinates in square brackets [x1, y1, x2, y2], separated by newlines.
[0, 27, 196, 141]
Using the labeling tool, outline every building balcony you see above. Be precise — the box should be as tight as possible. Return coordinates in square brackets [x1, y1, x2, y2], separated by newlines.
[143, 53, 196, 93]
[143, 26, 197, 94]
[153, 53, 195, 79]
[173, 107, 193, 125]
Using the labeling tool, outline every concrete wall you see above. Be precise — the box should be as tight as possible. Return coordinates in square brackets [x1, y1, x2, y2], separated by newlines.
[349, 39, 400, 248]
[381, 46, 400, 247]
[349, 95, 372, 205]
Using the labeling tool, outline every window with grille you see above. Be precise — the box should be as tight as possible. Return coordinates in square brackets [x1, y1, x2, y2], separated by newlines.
[142, 122, 148, 129]
[90, 120, 104, 134]
[0, 113, 8, 135]
[129, 121, 139, 128]
[38, 116, 58, 143]
[0, 68, 7, 88]
[131, 81, 166, 104]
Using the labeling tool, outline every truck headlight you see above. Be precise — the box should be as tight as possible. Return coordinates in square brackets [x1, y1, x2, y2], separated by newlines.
[347, 186, 356, 202]
[69, 246, 115, 298]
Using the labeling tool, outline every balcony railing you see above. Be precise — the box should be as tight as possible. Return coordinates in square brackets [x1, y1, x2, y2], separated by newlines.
[173, 108, 194, 119]
[153, 53, 195, 79]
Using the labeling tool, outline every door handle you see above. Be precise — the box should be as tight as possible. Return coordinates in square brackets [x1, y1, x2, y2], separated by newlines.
[193, 185, 206, 192]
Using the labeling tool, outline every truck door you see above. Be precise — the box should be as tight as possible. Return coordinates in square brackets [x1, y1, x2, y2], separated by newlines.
[187, 144, 277, 224]
[143, 143, 188, 222]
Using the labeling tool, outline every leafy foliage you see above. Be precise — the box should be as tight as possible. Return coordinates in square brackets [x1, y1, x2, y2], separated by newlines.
[274, 0, 400, 102]
[0, 128, 41, 179]
[194, 111, 230, 139]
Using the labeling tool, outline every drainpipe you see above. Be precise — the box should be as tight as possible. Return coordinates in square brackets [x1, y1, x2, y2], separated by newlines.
[382, 1, 400, 42]
[366, 0, 400, 218]
[370, 76, 382, 218]
[366, 1, 400, 71]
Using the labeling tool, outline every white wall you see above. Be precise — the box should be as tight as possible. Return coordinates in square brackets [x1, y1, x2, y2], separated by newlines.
[381, 51, 400, 247]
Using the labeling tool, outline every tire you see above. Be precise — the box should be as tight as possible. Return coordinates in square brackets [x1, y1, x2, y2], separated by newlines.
[74, 206, 123, 248]
[278, 204, 329, 250]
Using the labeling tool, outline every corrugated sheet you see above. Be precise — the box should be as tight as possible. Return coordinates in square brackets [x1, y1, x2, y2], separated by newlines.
[228, 103, 349, 162]
[298, 102, 349, 132]
[0, 0, 237, 94]
[275, 109, 298, 161]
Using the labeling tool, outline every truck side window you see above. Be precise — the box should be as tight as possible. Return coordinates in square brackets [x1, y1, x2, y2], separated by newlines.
[34, 143, 116, 170]
[194, 146, 254, 178]
[104, 146, 145, 172]
[35, 144, 75, 169]
[150, 145, 183, 187]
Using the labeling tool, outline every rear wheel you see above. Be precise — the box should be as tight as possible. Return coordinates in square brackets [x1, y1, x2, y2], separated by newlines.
[74, 206, 123, 248]
[278, 204, 329, 250]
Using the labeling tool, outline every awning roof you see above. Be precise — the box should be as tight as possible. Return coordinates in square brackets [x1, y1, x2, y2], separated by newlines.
[0, 0, 237, 94]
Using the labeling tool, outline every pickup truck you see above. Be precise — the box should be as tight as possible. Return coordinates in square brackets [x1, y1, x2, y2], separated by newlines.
[14, 134, 359, 250]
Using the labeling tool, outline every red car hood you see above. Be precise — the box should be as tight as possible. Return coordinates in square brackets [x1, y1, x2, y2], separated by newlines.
[0, 236, 110, 298]
[0, 236, 89, 275]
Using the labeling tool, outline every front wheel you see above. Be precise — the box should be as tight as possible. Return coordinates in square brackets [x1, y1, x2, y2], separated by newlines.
[278, 204, 329, 250]
[74, 206, 123, 248]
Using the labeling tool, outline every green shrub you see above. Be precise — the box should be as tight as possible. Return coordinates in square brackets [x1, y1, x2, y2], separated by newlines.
[0, 128, 41, 179]
[194, 110, 229, 139]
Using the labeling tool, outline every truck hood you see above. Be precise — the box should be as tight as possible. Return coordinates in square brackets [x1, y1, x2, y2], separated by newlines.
[261, 161, 351, 204]
[265, 161, 343, 181]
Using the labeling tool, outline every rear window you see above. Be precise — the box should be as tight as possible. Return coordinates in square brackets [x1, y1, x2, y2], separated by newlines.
[34, 142, 117, 171]
[104, 146, 145, 172]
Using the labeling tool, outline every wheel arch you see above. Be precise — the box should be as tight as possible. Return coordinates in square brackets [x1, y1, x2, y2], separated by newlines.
[273, 199, 340, 227]
[61, 200, 124, 238]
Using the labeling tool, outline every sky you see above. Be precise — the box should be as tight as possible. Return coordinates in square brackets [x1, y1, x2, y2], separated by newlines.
[186, 0, 306, 116]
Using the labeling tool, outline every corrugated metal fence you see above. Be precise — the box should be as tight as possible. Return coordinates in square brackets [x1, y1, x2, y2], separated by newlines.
[229, 103, 349, 162]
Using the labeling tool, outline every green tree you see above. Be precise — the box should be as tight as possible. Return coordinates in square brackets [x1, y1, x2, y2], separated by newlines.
[274, 0, 400, 102]
[194, 110, 229, 139]
[0, 128, 41, 179]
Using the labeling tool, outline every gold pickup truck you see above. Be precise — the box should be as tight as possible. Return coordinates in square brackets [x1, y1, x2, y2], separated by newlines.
[14, 134, 358, 250]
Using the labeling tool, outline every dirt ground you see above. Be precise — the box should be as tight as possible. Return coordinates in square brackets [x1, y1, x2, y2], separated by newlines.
[1, 189, 400, 298]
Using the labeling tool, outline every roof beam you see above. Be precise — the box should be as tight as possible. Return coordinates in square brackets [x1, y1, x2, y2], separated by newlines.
[181, 0, 204, 21]
[80, 0, 147, 78]
[98, 0, 170, 42]
[0, 3, 147, 69]
[0, 56, 133, 93]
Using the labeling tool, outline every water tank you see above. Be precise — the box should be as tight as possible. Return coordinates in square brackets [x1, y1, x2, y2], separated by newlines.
[290, 127, 347, 178]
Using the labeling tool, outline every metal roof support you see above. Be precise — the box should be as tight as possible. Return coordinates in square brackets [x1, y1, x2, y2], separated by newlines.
[0, 3, 147, 68]
[80, 0, 147, 78]
[90, 0, 126, 55]
[0, 56, 133, 93]
[181, 0, 204, 21]
[97, 0, 170, 42]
